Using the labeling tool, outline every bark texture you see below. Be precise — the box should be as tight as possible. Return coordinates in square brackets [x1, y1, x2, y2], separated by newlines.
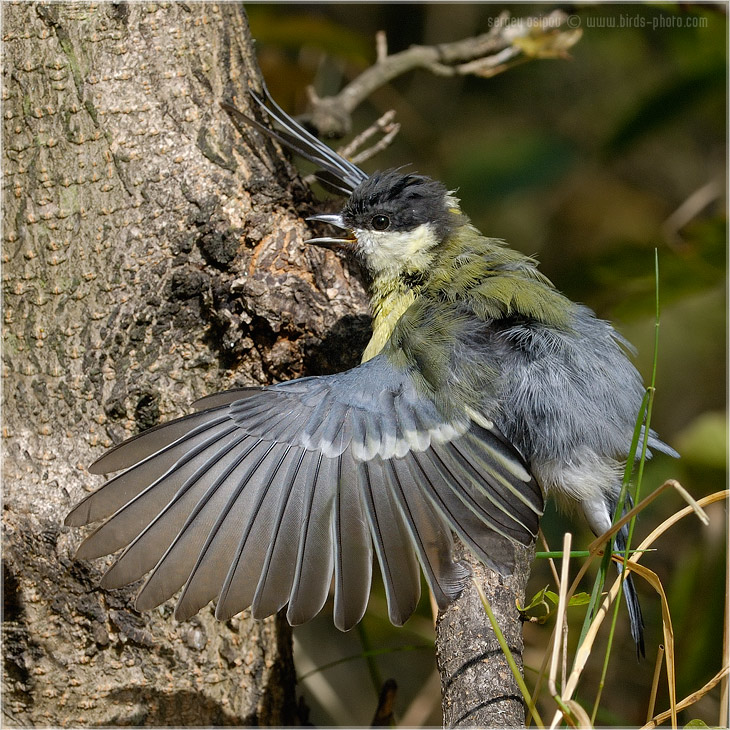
[2, 2, 368, 726]
[436, 541, 533, 728]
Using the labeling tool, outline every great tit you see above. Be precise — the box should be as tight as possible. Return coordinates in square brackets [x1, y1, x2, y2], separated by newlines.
[66, 85, 677, 656]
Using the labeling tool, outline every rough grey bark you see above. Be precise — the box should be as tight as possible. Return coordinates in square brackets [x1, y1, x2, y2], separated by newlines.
[436, 541, 533, 728]
[2, 2, 369, 726]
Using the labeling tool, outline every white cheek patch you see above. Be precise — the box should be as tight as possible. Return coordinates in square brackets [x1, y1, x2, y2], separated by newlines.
[354, 224, 438, 276]
[353, 229, 381, 255]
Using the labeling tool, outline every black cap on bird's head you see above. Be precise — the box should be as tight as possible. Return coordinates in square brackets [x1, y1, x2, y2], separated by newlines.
[345, 171, 452, 233]
[307, 171, 454, 249]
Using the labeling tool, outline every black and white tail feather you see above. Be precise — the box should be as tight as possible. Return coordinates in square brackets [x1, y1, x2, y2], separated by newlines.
[221, 83, 368, 196]
[607, 495, 646, 658]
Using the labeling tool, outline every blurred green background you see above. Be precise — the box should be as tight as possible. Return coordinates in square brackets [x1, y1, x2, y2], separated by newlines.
[247, 3, 727, 726]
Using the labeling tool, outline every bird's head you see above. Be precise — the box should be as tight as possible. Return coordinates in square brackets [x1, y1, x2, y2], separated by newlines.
[223, 91, 464, 280]
[308, 170, 463, 278]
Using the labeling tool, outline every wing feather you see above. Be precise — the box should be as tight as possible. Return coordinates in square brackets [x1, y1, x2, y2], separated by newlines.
[67, 416, 232, 525]
[213, 443, 296, 621]
[192, 387, 263, 410]
[429, 441, 536, 543]
[385, 458, 469, 609]
[359, 459, 420, 625]
[250, 448, 309, 618]
[408, 449, 518, 574]
[133, 437, 270, 612]
[75, 424, 239, 558]
[286, 453, 337, 625]
[88, 407, 231, 475]
[451, 428, 543, 525]
[332, 450, 373, 630]
[100, 431, 251, 589]
[174, 441, 281, 620]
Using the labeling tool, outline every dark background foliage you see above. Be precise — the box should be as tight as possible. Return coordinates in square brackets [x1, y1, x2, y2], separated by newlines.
[246, 4, 726, 726]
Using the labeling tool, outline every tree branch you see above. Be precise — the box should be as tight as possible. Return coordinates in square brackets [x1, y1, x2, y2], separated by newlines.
[304, 9, 581, 137]
[436, 540, 535, 728]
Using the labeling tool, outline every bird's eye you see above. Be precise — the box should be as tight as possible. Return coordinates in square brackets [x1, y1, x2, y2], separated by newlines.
[371, 214, 390, 231]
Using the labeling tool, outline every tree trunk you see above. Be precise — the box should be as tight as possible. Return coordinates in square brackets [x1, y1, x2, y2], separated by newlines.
[436, 541, 533, 728]
[2, 2, 368, 726]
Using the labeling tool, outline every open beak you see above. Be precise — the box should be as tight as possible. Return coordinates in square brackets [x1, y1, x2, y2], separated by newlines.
[305, 213, 357, 251]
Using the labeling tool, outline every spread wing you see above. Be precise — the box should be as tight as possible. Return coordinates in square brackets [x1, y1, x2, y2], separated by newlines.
[67, 354, 543, 631]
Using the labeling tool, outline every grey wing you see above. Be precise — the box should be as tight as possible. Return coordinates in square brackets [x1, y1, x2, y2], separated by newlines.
[67, 354, 543, 630]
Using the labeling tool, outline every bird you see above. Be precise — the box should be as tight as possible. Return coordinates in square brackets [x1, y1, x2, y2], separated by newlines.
[66, 84, 677, 655]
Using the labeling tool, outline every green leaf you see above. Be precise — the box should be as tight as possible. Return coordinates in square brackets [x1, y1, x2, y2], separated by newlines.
[545, 590, 591, 607]
[567, 592, 592, 607]
[517, 586, 555, 623]
[519, 586, 550, 611]
[544, 590, 559, 605]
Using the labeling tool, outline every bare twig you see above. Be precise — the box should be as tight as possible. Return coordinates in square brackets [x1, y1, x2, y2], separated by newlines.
[663, 176, 723, 246]
[304, 10, 581, 137]
[339, 109, 400, 166]
[301, 110, 400, 188]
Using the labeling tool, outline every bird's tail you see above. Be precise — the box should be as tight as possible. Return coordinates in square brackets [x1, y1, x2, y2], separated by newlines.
[611, 508, 645, 659]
